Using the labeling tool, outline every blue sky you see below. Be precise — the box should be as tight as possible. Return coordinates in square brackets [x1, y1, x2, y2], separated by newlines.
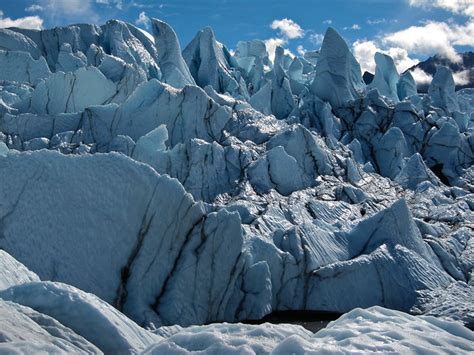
[0, 0, 473, 82]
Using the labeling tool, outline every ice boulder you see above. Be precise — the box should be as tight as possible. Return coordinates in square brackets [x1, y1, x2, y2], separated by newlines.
[29, 66, 117, 114]
[0, 150, 202, 307]
[131, 124, 168, 163]
[56, 43, 87, 72]
[369, 52, 399, 103]
[0, 28, 41, 59]
[100, 20, 161, 79]
[236, 39, 268, 61]
[82, 80, 232, 148]
[428, 66, 460, 113]
[398, 70, 417, 100]
[183, 26, 248, 99]
[248, 145, 307, 195]
[0, 50, 51, 85]
[271, 63, 295, 119]
[311, 27, 365, 108]
[374, 126, 408, 179]
[347, 199, 439, 262]
[309, 243, 451, 312]
[395, 153, 441, 189]
[249, 80, 272, 115]
[150, 18, 195, 88]
[0, 282, 161, 353]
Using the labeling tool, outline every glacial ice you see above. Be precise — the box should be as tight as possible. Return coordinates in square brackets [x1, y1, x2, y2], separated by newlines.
[151, 19, 195, 88]
[311, 27, 365, 108]
[398, 70, 417, 100]
[369, 52, 400, 103]
[0, 281, 161, 353]
[429, 66, 461, 113]
[0, 250, 40, 291]
[0, 17, 472, 353]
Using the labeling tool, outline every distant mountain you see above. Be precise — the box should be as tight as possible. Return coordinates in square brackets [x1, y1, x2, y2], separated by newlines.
[362, 52, 474, 92]
[407, 52, 474, 92]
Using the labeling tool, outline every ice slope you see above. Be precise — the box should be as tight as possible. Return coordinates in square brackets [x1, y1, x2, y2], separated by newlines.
[0, 251, 471, 354]
[0, 250, 40, 291]
[0, 17, 472, 352]
[0, 282, 161, 353]
[145, 307, 474, 354]
[151, 19, 195, 88]
[0, 148, 469, 328]
[0, 300, 102, 354]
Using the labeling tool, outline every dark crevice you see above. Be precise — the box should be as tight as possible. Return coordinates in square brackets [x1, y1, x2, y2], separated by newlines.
[243, 310, 342, 333]
[430, 163, 450, 186]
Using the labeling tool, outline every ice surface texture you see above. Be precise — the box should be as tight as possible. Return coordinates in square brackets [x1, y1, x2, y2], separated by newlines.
[0, 18, 473, 353]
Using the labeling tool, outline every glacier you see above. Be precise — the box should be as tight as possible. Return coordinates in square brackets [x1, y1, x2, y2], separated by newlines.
[0, 18, 472, 354]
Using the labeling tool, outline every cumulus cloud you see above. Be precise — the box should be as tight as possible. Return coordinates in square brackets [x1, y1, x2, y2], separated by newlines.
[453, 69, 470, 85]
[408, 0, 474, 17]
[409, 67, 433, 85]
[96, 0, 123, 10]
[297, 45, 306, 56]
[0, 11, 43, 30]
[265, 18, 304, 62]
[353, 39, 419, 74]
[323, 19, 333, 25]
[25, 4, 44, 12]
[309, 33, 324, 46]
[367, 18, 398, 25]
[383, 20, 474, 63]
[270, 18, 304, 39]
[135, 11, 150, 28]
[353, 40, 379, 73]
[264, 37, 287, 61]
[34, 0, 101, 23]
[350, 0, 473, 87]
[344, 24, 361, 30]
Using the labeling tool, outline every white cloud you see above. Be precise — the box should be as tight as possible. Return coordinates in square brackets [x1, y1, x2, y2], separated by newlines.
[410, 67, 433, 85]
[383, 20, 474, 63]
[25, 4, 44, 12]
[323, 19, 332, 25]
[385, 47, 420, 72]
[367, 18, 398, 25]
[40, 0, 92, 15]
[408, 0, 474, 17]
[0, 11, 43, 30]
[33, 0, 100, 23]
[96, 0, 122, 8]
[344, 24, 361, 30]
[270, 18, 304, 39]
[353, 40, 379, 73]
[135, 11, 150, 28]
[309, 33, 324, 46]
[453, 69, 470, 85]
[297, 45, 306, 56]
[353, 39, 419, 74]
[264, 37, 287, 61]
